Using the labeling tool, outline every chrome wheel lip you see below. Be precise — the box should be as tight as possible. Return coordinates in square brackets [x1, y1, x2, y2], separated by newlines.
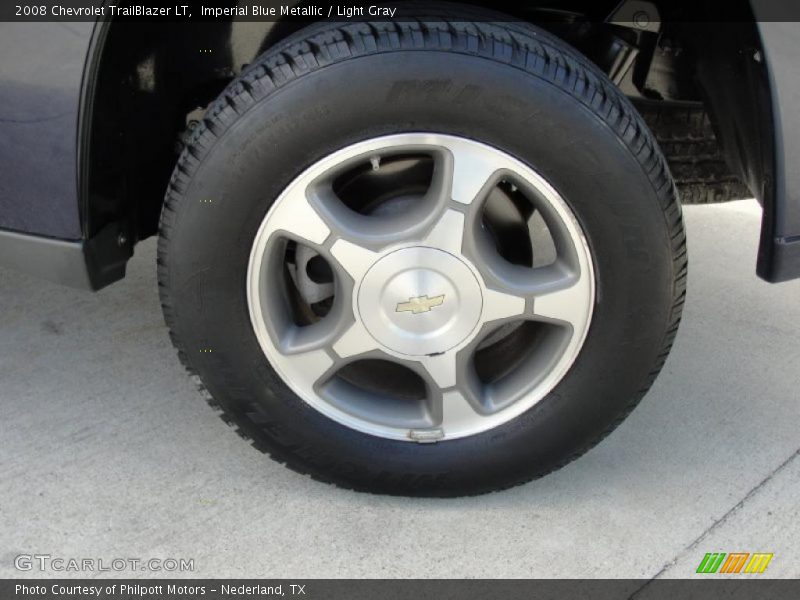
[247, 133, 596, 442]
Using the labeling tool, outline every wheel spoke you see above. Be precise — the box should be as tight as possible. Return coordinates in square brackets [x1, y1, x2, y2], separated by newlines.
[268, 185, 331, 245]
[440, 390, 484, 433]
[332, 319, 380, 359]
[445, 138, 505, 205]
[481, 287, 527, 324]
[531, 271, 592, 327]
[423, 208, 466, 254]
[330, 239, 380, 281]
[274, 349, 335, 390]
[418, 352, 458, 389]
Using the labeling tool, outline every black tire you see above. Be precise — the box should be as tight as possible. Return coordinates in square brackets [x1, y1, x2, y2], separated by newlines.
[158, 18, 687, 496]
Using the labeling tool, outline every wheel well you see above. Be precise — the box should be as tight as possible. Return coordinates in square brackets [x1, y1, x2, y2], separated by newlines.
[81, 0, 772, 249]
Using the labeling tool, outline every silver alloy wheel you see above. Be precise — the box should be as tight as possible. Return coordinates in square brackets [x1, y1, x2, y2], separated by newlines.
[247, 134, 595, 442]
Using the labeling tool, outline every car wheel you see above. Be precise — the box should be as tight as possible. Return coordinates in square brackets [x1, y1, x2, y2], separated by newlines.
[158, 18, 687, 496]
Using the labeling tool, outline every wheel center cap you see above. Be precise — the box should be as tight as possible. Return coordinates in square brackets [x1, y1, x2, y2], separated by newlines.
[357, 247, 483, 356]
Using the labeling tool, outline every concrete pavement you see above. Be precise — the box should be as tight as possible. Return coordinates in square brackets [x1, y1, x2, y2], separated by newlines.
[1, 200, 798, 579]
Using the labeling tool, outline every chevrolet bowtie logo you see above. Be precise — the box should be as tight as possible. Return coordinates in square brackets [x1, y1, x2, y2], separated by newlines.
[396, 294, 446, 314]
